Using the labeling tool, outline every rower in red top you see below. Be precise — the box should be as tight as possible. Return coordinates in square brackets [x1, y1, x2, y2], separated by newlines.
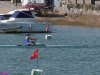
[25, 33, 37, 45]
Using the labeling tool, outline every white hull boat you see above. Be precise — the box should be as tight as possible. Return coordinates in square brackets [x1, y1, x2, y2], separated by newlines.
[0, 9, 52, 33]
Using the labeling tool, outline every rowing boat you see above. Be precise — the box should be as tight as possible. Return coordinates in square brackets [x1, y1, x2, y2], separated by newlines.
[0, 43, 45, 48]
[0, 43, 99, 48]
[0, 44, 70, 48]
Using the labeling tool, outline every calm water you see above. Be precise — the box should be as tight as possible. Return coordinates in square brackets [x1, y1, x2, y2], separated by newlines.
[0, 25, 100, 75]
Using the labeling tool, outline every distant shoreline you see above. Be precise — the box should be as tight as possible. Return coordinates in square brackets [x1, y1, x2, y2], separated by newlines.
[0, 1, 100, 28]
[36, 14, 100, 28]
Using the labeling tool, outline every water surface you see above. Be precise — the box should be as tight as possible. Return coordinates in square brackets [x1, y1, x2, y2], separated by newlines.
[0, 25, 100, 75]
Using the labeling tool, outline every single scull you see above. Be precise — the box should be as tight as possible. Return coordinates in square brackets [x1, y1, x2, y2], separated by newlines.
[0, 43, 98, 48]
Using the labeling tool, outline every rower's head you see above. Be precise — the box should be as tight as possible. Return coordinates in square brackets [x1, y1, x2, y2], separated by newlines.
[26, 33, 30, 36]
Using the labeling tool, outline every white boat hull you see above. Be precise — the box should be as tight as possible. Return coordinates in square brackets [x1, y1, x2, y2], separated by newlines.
[0, 9, 52, 33]
[0, 22, 52, 33]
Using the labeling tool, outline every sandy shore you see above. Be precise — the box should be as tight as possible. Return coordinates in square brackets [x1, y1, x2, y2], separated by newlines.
[36, 13, 100, 28]
[0, 1, 100, 28]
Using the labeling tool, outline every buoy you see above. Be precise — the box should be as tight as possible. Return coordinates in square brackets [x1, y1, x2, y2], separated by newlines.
[45, 35, 51, 39]
[31, 69, 43, 75]
[46, 24, 49, 32]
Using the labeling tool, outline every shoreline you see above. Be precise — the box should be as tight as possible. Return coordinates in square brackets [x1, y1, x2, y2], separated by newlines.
[36, 14, 100, 28]
[0, 1, 100, 28]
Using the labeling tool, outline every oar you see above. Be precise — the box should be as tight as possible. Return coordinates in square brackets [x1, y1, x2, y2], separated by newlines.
[31, 38, 38, 45]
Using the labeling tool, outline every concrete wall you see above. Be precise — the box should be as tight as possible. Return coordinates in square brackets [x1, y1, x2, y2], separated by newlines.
[54, 0, 61, 7]
[95, 1, 100, 5]
[68, 0, 91, 4]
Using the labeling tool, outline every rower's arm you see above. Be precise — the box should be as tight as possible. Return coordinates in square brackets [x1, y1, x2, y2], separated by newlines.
[30, 37, 37, 40]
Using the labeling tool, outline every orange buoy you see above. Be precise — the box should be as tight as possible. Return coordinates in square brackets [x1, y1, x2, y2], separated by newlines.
[46, 24, 49, 32]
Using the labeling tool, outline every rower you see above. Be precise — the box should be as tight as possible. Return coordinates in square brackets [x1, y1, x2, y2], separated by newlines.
[25, 33, 37, 45]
